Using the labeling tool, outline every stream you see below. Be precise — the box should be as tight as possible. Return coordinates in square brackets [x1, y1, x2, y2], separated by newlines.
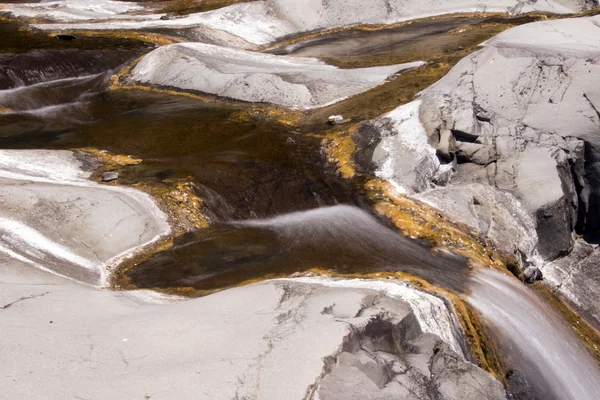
[1, 12, 600, 400]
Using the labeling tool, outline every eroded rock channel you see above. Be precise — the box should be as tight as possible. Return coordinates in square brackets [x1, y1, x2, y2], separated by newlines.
[2, 1, 600, 399]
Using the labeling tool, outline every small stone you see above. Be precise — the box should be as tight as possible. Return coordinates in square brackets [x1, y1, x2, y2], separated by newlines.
[328, 115, 344, 125]
[101, 172, 119, 182]
[160, 15, 169, 20]
[523, 266, 543, 283]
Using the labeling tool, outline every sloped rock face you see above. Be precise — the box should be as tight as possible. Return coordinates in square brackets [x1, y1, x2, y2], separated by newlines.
[129, 42, 424, 107]
[0, 149, 170, 286]
[15, 0, 598, 48]
[0, 266, 506, 400]
[542, 241, 600, 327]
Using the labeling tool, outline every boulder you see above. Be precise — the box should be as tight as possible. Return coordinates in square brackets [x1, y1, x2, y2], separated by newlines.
[417, 16, 600, 252]
[356, 16, 599, 273]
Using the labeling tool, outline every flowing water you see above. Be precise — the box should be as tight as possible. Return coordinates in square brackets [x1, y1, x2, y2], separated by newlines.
[127, 205, 468, 292]
[2, 12, 600, 400]
[470, 269, 600, 400]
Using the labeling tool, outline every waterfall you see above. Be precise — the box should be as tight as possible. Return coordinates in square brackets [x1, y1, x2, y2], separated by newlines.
[470, 269, 600, 400]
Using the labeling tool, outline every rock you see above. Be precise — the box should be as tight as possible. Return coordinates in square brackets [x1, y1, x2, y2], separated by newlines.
[0, 150, 169, 286]
[101, 171, 119, 182]
[0, 49, 144, 90]
[328, 115, 344, 125]
[417, 16, 600, 253]
[436, 129, 456, 162]
[129, 42, 425, 108]
[455, 142, 496, 165]
[356, 100, 454, 193]
[353, 15, 600, 282]
[318, 329, 507, 400]
[17, 0, 597, 48]
[160, 15, 169, 21]
[542, 240, 600, 327]
[523, 266, 543, 283]
[0, 261, 506, 400]
[415, 183, 538, 266]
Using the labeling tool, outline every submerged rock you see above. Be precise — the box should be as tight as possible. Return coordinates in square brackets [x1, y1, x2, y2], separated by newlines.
[129, 42, 424, 107]
[101, 171, 119, 182]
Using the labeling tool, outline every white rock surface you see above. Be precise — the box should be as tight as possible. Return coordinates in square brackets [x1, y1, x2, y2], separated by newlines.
[415, 183, 539, 260]
[359, 15, 600, 268]
[14, 0, 596, 48]
[364, 100, 454, 193]
[0, 257, 503, 400]
[129, 42, 424, 107]
[0, 149, 170, 286]
[3, 0, 145, 22]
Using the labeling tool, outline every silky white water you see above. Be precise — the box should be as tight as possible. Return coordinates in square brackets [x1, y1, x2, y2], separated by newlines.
[470, 269, 600, 400]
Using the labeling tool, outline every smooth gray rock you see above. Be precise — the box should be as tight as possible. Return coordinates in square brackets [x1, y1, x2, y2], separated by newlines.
[19, 0, 598, 48]
[129, 42, 424, 108]
[416, 183, 538, 265]
[0, 150, 170, 286]
[0, 260, 503, 400]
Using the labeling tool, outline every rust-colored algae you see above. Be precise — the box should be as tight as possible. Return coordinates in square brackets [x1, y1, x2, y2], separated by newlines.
[52, 30, 180, 46]
[365, 179, 506, 271]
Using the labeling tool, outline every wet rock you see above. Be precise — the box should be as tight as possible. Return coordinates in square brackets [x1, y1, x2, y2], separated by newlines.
[542, 240, 600, 327]
[160, 15, 169, 21]
[328, 115, 344, 125]
[523, 266, 543, 283]
[101, 171, 119, 182]
[0, 49, 146, 90]
[129, 42, 424, 108]
[0, 150, 169, 286]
